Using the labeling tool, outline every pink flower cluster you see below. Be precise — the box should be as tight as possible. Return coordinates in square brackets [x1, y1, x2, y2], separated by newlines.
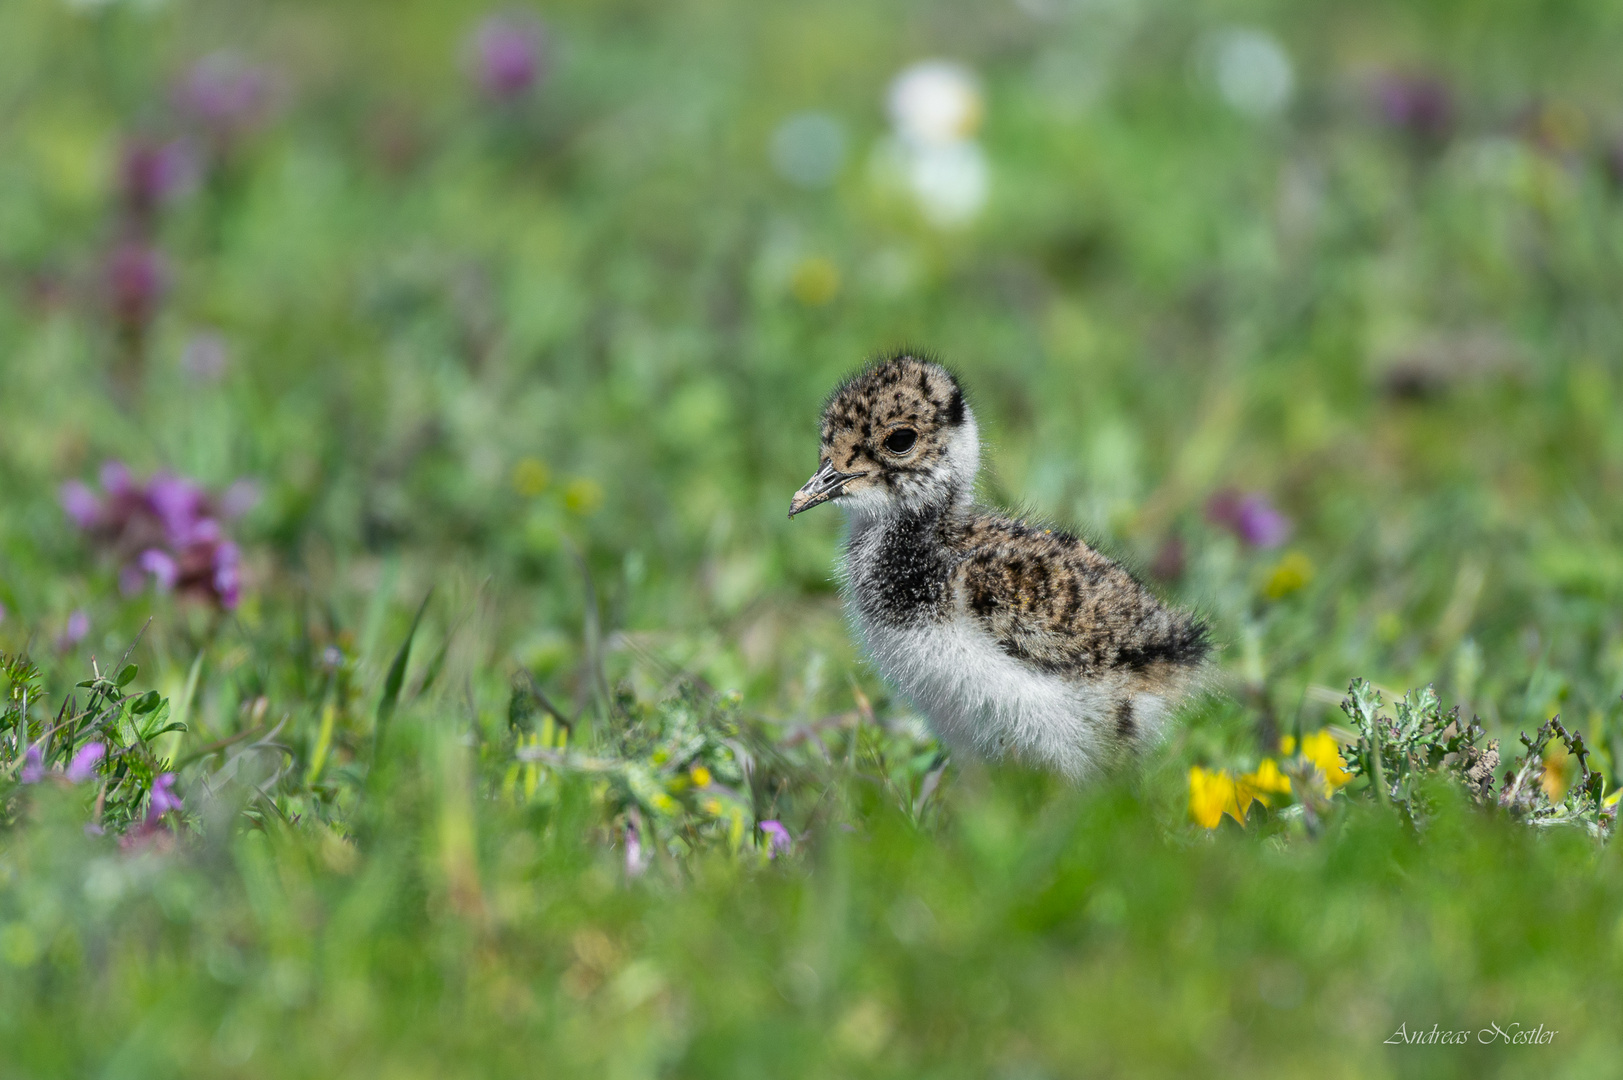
[20, 742, 105, 785]
[1206, 489, 1292, 549]
[61, 462, 256, 610]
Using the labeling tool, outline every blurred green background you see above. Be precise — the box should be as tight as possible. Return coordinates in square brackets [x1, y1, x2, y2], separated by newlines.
[4, 0, 1623, 1075]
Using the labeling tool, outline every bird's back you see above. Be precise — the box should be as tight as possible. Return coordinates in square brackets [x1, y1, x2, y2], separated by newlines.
[843, 505, 1209, 778]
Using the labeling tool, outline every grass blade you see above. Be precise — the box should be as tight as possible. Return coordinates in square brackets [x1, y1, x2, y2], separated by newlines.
[373, 590, 432, 768]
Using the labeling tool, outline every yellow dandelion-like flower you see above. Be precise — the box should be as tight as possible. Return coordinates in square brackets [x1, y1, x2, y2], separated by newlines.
[1263, 551, 1314, 599]
[690, 765, 712, 788]
[1282, 730, 1352, 790]
[511, 457, 550, 497]
[789, 256, 840, 306]
[1189, 765, 1250, 829]
[1240, 757, 1292, 805]
[564, 478, 603, 515]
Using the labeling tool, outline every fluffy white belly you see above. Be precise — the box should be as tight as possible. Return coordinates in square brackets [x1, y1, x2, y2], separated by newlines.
[856, 613, 1163, 780]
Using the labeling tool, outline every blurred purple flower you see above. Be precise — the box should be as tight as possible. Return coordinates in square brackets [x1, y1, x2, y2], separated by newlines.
[625, 816, 648, 877]
[20, 745, 44, 784]
[1206, 489, 1292, 549]
[101, 461, 135, 497]
[148, 772, 182, 819]
[759, 819, 792, 858]
[1373, 73, 1454, 145]
[139, 549, 180, 591]
[180, 332, 229, 381]
[104, 243, 170, 332]
[64, 610, 91, 646]
[61, 480, 102, 529]
[61, 463, 249, 610]
[117, 136, 197, 219]
[174, 53, 274, 141]
[213, 542, 242, 609]
[66, 743, 106, 784]
[468, 15, 547, 101]
[147, 472, 208, 544]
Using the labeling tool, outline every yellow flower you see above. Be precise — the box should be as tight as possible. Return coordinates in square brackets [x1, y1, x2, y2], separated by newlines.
[690, 765, 712, 788]
[511, 457, 550, 497]
[1281, 730, 1352, 790]
[564, 478, 603, 515]
[1189, 765, 1251, 829]
[1240, 757, 1292, 805]
[1263, 551, 1314, 599]
[790, 256, 840, 306]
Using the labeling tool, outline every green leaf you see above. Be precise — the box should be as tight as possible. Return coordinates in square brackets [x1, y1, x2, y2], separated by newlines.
[116, 664, 138, 687]
[373, 590, 432, 768]
[129, 690, 162, 716]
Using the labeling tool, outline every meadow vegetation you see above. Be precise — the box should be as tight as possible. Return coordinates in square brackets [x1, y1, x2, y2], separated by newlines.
[4, 0, 1623, 1075]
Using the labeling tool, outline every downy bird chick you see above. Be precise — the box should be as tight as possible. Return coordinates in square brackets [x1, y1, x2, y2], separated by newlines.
[790, 354, 1210, 780]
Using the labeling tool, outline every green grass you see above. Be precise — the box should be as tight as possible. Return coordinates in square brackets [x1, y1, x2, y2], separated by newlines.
[5, 0, 1623, 1074]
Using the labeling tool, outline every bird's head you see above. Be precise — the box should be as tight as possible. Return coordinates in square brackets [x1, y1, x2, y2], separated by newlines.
[789, 354, 979, 520]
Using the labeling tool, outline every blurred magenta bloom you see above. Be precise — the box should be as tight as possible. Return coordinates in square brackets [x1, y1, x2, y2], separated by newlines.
[64, 610, 91, 646]
[104, 243, 170, 331]
[61, 480, 101, 529]
[66, 743, 106, 784]
[61, 463, 251, 609]
[20, 745, 45, 784]
[174, 53, 274, 140]
[759, 819, 792, 858]
[1373, 73, 1454, 144]
[117, 136, 197, 219]
[625, 817, 648, 877]
[469, 15, 547, 101]
[1206, 489, 1292, 549]
[148, 772, 182, 819]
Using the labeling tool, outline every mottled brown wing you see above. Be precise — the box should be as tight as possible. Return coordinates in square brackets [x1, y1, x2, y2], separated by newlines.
[948, 522, 1206, 682]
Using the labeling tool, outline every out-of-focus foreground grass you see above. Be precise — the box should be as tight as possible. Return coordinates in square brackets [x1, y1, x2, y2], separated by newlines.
[4, 0, 1623, 1074]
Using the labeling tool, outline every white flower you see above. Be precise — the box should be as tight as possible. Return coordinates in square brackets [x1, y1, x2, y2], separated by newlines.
[904, 140, 989, 226]
[887, 60, 984, 147]
[1207, 28, 1293, 118]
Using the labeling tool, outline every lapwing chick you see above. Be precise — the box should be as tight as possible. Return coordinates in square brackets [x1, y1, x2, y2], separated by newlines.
[790, 354, 1210, 780]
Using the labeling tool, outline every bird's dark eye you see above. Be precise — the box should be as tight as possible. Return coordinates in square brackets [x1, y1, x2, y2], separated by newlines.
[883, 429, 918, 455]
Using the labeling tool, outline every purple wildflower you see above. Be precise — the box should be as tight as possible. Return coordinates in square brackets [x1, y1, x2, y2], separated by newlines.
[61, 463, 248, 610]
[759, 819, 792, 859]
[1206, 489, 1292, 549]
[212, 542, 242, 609]
[104, 243, 170, 332]
[101, 461, 135, 497]
[117, 136, 197, 220]
[20, 745, 45, 784]
[148, 772, 183, 819]
[61, 481, 103, 529]
[468, 15, 547, 101]
[174, 53, 274, 142]
[66, 743, 106, 784]
[625, 816, 648, 877]
[1373, 73, 1454, 145]
[64, 610, 91, 646]
[147, 472, 208, 545]
[138, 549, 180, 591]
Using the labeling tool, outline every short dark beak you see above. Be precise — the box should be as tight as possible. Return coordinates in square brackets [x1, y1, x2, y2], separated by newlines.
[789, 460, 862, 518]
